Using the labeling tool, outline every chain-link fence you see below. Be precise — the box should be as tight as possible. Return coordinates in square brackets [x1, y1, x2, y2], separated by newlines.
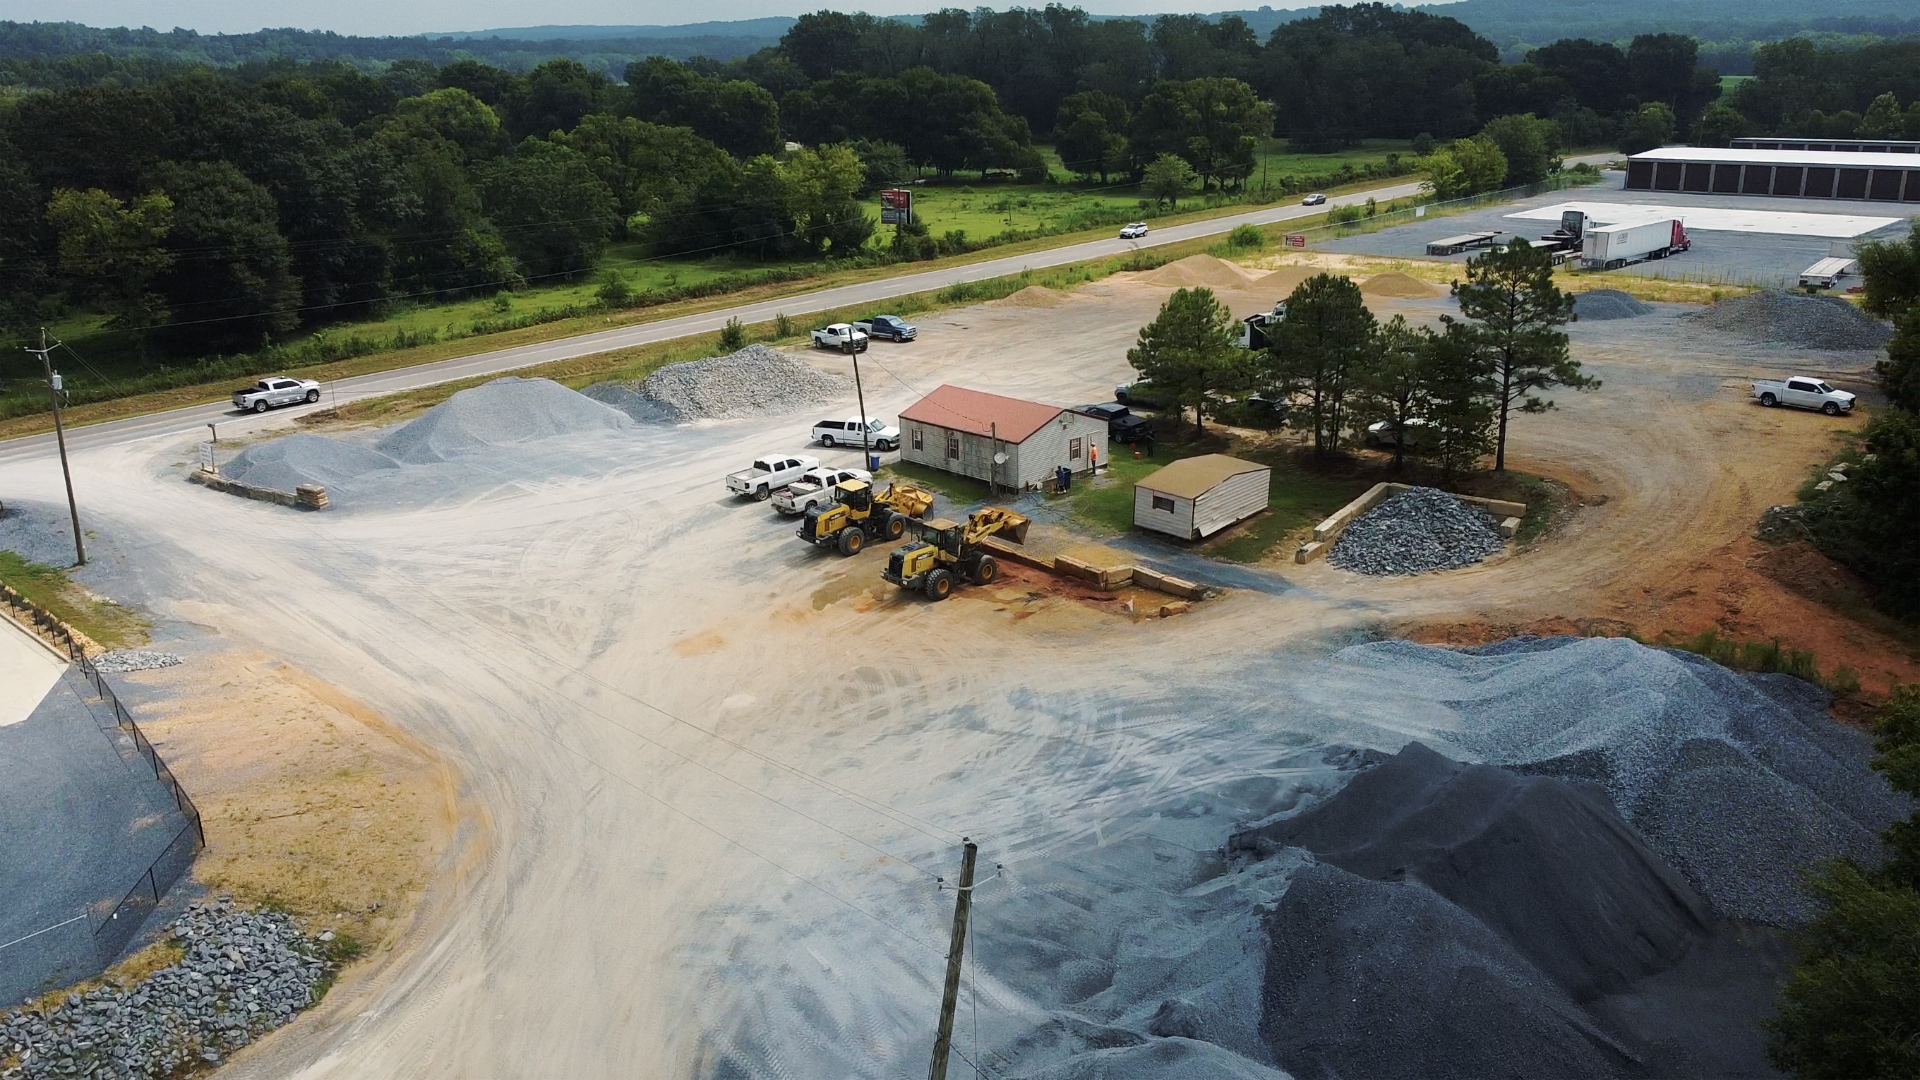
[0, 588, 204, 1001]
[1281, 173, 1607, 248]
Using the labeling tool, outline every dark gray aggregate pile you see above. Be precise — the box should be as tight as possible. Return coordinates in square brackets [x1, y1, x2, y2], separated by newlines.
[1327, 486, 1505, 575]
[585, 344, 846, 423]
[1683, 289, 1892, 350]
[1020, 1037, 1291, 1079]
[1572, 289, 1653, 321]
[221, 434, 397, 494]
[376, 376, 632, 464]
[0, 900, 329, 1079]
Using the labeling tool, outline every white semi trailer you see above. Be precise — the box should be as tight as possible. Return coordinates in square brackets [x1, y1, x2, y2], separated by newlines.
[1580, 219, 1690, 270]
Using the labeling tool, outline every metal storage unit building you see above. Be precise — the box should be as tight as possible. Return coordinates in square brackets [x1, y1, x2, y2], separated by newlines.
[897, 384, 1108, 490]
[1624, 147, 1920, 203]
[1133, 454, 1272, 539]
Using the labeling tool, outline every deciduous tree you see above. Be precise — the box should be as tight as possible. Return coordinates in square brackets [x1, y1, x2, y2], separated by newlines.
[1451, 237, 1590, 472]
[45, 186, 173, 348]
[1141, 153, 1197, 208]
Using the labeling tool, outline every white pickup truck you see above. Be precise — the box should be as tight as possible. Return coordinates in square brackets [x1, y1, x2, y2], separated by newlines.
[726, 453, 821, 500]
[811, 324, 868, 352]
[771, 466, 871, 515]
[1752, 376, 1855, 416]
[233, 376, 321, 412]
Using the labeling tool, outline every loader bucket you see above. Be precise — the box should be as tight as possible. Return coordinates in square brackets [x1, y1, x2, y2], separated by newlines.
[881, 482, 934, 519]
[993, 512, 1030, 545]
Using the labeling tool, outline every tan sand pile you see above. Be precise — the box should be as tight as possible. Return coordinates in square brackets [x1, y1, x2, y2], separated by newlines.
[1143, 254, 1256, 290]
[1360, 271, 1444, 299]
[1249, 266, 1317, 296]
[1001, 285, 1070, 307]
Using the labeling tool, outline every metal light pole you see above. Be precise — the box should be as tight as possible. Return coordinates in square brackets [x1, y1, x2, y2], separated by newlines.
[30, 329, 85, 566]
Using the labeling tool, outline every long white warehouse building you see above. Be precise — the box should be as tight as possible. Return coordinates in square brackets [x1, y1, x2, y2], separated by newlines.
[1625, 147, 1920, 204]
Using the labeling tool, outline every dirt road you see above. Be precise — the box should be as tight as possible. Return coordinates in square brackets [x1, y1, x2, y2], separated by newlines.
[0, 260, 1887, 1077]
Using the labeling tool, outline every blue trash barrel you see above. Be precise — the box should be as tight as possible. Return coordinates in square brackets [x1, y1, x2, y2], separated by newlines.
[868, 452, 882, 471]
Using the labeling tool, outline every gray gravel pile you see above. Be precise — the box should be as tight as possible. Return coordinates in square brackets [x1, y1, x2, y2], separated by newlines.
[1327, 486, 1505, 575]
[590, 344, 846, 422]
[1572, 289, 1653, 321]
[1338, 635, 1911, 925]
[0, 900, 329, 1078]
[91, 651, 183, 674]
[376, 377, 631, 464]
[1683, 289, 1892, 350]
[221, 434, 397, 494]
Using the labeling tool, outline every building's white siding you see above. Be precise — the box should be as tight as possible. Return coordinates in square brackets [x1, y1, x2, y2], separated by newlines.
[1134, 487, 1195, 537]
[1192, 468, 1271, 537]
[900, 410, 1108, 489]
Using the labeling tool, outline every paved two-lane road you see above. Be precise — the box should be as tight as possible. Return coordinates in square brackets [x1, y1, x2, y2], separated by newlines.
[0, 161, 1613, 463]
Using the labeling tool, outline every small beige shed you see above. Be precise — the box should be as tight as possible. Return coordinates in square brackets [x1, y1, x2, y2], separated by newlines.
[1134, 454, 1272, 539]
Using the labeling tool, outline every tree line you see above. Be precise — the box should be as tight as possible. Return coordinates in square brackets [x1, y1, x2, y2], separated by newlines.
[1126, 238, 1594, 476]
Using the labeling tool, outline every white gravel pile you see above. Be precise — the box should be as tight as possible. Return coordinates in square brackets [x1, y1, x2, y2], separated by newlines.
[0, 901, 330, 1078]
[376, 377, 631, 464]
[590, 344, 846, 422]
[92, 651, 183, 674]
[1683, 289, 1892, 350]
[220, 435, 397, 493]
[1328, 487, 1505, 575]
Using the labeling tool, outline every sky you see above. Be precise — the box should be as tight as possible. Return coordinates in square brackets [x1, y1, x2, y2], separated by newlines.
[0, 0, 1327, 36]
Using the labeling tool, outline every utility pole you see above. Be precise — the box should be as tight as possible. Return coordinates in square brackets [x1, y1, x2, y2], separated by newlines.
[30, 329, 84, 566]
[849, 337, 870, 458]
[927, 839, 979, 1080]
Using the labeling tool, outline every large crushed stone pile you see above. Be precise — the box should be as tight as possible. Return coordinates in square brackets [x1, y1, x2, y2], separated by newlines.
[221, 434, 397, 493]
[586, 344, 846, 423]
[376, 377, 631, 464]
[1572, 289, 1653, 321]
[1683, 289, 1892, 350]
[0, 901, 329, 1078]
[1328, 486, 1505, 575]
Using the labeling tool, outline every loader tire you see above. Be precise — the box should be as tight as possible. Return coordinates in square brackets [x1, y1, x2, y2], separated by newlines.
[884, 513, 906, 540]
[972, 554, 998, 585]
[837, 527, 864, 556]
[924, 569, 953, 601]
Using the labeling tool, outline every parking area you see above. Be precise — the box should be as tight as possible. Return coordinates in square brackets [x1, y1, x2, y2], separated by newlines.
[1317, 174, 1916, 288]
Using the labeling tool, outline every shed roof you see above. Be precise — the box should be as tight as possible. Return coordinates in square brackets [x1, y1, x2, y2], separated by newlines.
[1628, 147, 1920, 170]
[1137, 454, 1270, 499]
[898, 384, 1066, 443]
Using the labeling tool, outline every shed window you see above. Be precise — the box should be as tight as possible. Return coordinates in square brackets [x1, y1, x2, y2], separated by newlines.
[946, 433, 960, 459]
[1151, 495, 1175, 513]
[1069, 437, 1083, 460]
[911, 428, 924, 451]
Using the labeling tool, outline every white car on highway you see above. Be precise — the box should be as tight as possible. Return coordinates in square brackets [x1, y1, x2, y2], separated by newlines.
[771, 466, 872, 515]
[1119, 222, 1149, 239]
[232, 376, 321, 412]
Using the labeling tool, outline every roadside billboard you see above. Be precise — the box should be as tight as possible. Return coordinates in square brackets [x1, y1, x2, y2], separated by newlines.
[880, 189, 913, 226]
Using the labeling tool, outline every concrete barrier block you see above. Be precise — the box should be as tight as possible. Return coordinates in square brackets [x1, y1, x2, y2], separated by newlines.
[1097, 566, 1134, 590]
[1158, 601, 1191, 618]
[1053, 555, 1100, 583]
[1132, 566, 1207, 600]
[1311, 482, 1398, 544]
[1295, 541, 1326, 564]
[1499, 516, 1521, 538]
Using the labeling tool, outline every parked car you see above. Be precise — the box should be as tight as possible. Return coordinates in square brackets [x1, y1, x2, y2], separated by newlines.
[232, 376, 321, 413]
[1114, 379, 1168, 409]
[1302, 193, 1327, 206]
[1074, 403, 1155, 444]
[1752, 377, 1855, 415]
[811, 323, 869, 351]
[772, 466, 872, 515]
[812, 415, 901, 450]
[852, 315, 917, 342]
[1365, 418, 1435, 449]
[1119, 222, 1149, 239]
[726, 453, 821, 500]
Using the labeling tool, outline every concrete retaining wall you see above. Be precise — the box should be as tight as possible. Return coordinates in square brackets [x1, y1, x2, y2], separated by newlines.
[981, 538, 1209, 601]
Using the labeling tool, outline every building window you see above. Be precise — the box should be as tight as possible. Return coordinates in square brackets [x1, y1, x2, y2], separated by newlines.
[946, 433, 960, 459]
[1069, 437, 1083, 460]
[1152, 495, 1175, 512]
[911, 428, 923, 451]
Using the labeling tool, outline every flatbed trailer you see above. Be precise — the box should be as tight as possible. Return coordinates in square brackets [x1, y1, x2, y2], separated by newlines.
[1798, 257, 1858, 289]
[1425, 231, 1503, 256]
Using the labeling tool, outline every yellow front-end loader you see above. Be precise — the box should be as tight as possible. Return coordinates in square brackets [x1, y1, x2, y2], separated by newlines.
[881, 506, 1030, 600]
[797, 479, 934, 556]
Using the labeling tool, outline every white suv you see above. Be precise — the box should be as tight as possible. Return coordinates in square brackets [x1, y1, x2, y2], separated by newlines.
[1119, 222, 1149, 239]
[813, 416, 900, 451]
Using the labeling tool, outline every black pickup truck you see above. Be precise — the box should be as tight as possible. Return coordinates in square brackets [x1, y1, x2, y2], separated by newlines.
[1075, 403, 1155, 444]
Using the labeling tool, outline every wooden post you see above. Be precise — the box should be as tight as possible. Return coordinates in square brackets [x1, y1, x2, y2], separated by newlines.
[927, 839, 979, 1080]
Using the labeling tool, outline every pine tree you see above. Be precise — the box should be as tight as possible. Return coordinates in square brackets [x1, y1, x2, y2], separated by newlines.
[1452, 238, 1592, 472]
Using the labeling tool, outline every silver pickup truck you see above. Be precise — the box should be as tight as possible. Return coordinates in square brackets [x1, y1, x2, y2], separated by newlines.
[726, 453, 821, 501]
[1752, 376, 1855, 416]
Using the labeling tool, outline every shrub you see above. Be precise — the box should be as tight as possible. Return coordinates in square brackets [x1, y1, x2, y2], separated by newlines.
[718, 317, 746, 351]
[773, 312, 794, 338]
[596, 271, 633, 305]
[1227, 224, 1265, 249]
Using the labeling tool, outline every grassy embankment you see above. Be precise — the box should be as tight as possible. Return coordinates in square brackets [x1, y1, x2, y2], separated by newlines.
[0, 141, 1416, 433]
[0, 549, 148, 647]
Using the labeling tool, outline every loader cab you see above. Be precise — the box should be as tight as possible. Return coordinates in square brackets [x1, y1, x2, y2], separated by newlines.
[908, 517, 963, 556]
[834, 478, 873, 513]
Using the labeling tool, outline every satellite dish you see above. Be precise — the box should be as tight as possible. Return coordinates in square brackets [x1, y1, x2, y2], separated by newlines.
[993, 453, 1009, 465]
